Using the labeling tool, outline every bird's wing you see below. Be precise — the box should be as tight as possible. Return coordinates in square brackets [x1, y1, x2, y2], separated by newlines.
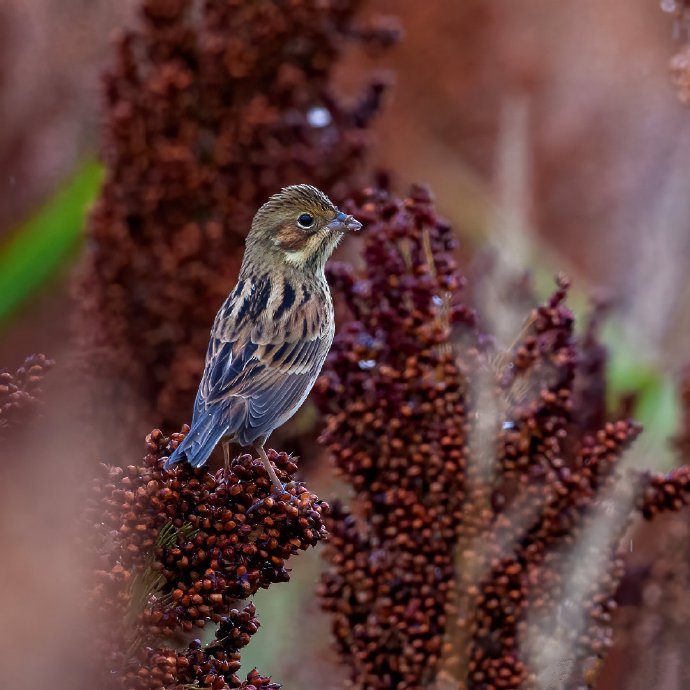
[196, 276, 332, 439]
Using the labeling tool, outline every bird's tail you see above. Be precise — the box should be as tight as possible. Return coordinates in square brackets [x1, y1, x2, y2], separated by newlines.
[164, 413, 228, 470]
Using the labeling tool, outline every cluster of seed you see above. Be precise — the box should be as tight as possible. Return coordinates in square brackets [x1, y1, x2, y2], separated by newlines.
[611, 511, 690, 689]
[128, 604, 279, 690]
[493, 277, 575, 480]
[610, 364, 690, 689]
[461, 421, 642, 690]
[316, 186, 658, 690]
[0, 353, 54, 438]
[317, 185, 475, 689]
[636, 465, 690, 518]
[572, 304, 608, 436]
[455, 282, 642, 690]
[89, 427, 327, 687]
[75, 0, 399, 454]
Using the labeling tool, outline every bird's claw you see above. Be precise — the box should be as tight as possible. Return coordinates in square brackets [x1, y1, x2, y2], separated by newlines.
[246, 483, 299, 515]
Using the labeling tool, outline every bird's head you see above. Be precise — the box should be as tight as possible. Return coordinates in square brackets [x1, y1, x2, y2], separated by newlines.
[245, 184, 362, 273]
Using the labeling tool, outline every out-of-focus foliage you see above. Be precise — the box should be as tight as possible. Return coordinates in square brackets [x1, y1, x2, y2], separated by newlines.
[0, 1, 129, 240]
[0, 161, 102, 327]
[603, 323, 679, 468]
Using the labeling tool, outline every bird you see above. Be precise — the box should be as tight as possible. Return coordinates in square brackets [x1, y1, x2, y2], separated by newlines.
[164, 184, 362, 491]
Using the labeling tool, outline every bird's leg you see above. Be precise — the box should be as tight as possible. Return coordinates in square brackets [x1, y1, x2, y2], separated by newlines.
[222, 440, 231, 482]
[256, 442, 284, 492]
[245, 442, 290, 516]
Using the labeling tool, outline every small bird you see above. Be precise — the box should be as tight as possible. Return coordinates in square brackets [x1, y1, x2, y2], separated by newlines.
[164, 184, 362, 490]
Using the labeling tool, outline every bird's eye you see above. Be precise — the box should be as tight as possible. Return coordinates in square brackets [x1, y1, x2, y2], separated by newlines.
[297, 213, 315, 229]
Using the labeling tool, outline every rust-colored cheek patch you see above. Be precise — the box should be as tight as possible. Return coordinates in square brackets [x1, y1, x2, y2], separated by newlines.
[275, 223, 309, 251]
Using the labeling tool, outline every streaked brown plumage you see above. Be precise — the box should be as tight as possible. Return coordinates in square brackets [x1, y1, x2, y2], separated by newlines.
[164, 185, 361, 489]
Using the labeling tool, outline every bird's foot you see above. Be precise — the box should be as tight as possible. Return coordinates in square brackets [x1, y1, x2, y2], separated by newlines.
[246, 482, 301, 516]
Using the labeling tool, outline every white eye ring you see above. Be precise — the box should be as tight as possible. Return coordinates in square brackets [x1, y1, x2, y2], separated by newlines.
[297, 212, 315, 229]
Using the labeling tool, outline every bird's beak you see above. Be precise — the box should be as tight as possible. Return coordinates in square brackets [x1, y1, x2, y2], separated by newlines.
[328, 211, 363, 233]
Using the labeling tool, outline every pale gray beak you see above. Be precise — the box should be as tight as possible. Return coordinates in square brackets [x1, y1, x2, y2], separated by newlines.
[328, 211, 363, 233]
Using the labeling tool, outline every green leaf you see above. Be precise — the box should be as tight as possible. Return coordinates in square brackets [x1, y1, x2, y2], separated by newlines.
[0, 160, 103, 325]
[602, 320, 679, 469]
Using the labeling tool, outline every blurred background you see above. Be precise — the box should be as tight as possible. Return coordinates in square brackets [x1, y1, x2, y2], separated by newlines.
[4, 0, 690, 424]
[2, 0, 690, 688]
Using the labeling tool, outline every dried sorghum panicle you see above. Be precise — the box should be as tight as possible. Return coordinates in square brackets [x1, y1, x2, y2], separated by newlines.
[89, 427, 327, 687]
[463, 421, 641, 690]
[317, 185, 475, 689]
[126, 604, 279, 690]
[95, 428, 328, 635]
[75, 0, 399, 452]
[609, 366, 690, 690]
[0, 353, 54, 438]
[636, 465, 690, 518]
[316, 185, 662, 690]
[454, 287, 642, 690]
[572, 302, 609, 436]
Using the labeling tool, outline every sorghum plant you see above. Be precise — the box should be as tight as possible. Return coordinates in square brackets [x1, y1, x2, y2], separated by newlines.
[89, 427, 328, 689]
[606, 367, 690, 690]
[0, 353, 54, 439]
[75, 0, 399, 453]
[316, 184, 690, 690]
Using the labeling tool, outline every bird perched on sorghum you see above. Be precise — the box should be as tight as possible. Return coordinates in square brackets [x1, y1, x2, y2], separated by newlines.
[164, 184, 362, 490]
